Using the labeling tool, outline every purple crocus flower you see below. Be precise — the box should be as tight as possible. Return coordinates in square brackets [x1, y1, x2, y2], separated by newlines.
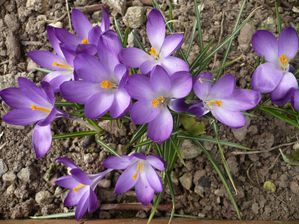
[28, 26, 75, 92]
[193, 73, 261, 128]
[127, 66, 192, 142]
[103, 153, 165, 205]
[251, 27, 299, 103]
[120, 9, 188, 75]
[60, 39, 130, 119]
[0, 78, 65, 158]
[56, 157, 111, 220]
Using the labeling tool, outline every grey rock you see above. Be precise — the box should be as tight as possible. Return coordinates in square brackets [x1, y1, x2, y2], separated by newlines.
[102, 0, 126, 15]
[98, 179, 111, 188]
[193, 170, 206, 185]
[26, 0, 48, 12]
[0, 159, 8, 177]
[181, 139, 201, 159]
[98, 120, 126, 137]
[238, 23, 255, 50]
[17, 167, 32, 182]
[2, 171, 16, 182]
[194, 185, 204, 197]
[6, 184, 15, 195]
[35, 191, 52, 205]
[290, 181, 299, 195]
[231, 118, 250, 141]
[123, 6, 146, 29]
[0, 72, 33, 90]
[251, 202, 259, 215]
[179, 173, 192, 190]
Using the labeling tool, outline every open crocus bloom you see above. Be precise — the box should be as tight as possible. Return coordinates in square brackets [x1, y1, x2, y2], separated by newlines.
[103, 153, 165, 205]
[60, 41, 130, 119]
[56, 157, 111, 220]
[120, 9, 188, 75]
[193, 73, 261, 128]
[54, 8, 110, 55]
[251, 27, 299, 102]
[28, 26, 75, 92]
[0, 78, 65, 158]
[127, 66, 192, 142]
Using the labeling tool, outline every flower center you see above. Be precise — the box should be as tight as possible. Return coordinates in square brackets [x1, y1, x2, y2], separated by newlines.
[151, 96, 166, 108]
[207, 100, 222, 107]
[132, 162, 144, 180]
[52, 61, 72, 70]
[149, 47, 159, 59]
[31, 104, 51, 113]
[279, 54, 289, 70]
[73, 183, 85, 192]
[81, 38, 88, 44]
[100, 80, 116, 89]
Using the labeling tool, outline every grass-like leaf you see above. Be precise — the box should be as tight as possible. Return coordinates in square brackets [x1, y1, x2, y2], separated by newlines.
[186, 20, 198, 58]
[33, 67, 52, 73]
[30, 212, 75, 219]
[275, 0, 282, 33]
[53, 130, 97, 140]
[279, 149, 299, 166]
[194, 0, 204, 51]
[129, 124, 147, 145]
[95, 134, 120, 157]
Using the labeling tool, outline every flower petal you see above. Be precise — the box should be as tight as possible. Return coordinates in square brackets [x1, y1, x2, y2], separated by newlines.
[56, 157, 78, 169]
[135, 172, 155, 205]
[161, 56, 189, 75]
[101, 8, 110, 32]
[27, 50, 66, 71]
[99, 31, 122, 55]
[170, 71, 192, 98]
[84, 92, 114, 119]
[56, 175, 80, 189]
[160, 34, 184, 57]
[0, 87, 33, 108]
[47, 26, 63, 57]
[251, 63, 284, 93]
[114, 163, 138, 194]
[146, 9, 165, 51]
[70, 168, 92, 185]
[210, 74, 235, 99]
[103, 156, 132, 169]
[150, 66, 171, 94]
[193, 72, 213, 100]
[32, 124, 52, 159]
[87, 188, 99, 213]
[252, 30, 278, 63]
[140, 60, 157, 75]
[3, 109, 47, 126]
[144, 163, 163, 192]
[54, 28, 81, 47]
[292, 90, 299, 111]
[130, 100, 160, 124]
[126, 75, 154, 101]
[44, 71, 73, 93]
[278, 27, 299, 60]
[147, 108, 173, 142]
[71, 9, 92, 40]
[146, 155, 165, 171]
[211, 108, 246, 128]
[110, 88, 131, 118]
[119, 48, 151, 68]
[75, 190, 89, 220]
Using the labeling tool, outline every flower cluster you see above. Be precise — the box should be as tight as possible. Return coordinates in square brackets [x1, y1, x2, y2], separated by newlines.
[0, 6, 298, 220]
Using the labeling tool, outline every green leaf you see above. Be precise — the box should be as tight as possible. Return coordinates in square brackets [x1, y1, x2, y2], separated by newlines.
[33, 67, 52, 73]
[181, 115, 205, 136]
[263, 180, 277, 193]
[53, 130, 98, 140]
[95, 134, 120, 157]
[129, 124, 147, 145]
[275, 0, 282, 33]
[30, 212, 75, 219]
[279, 148, 299, 166]
[194, 0, 204, 51]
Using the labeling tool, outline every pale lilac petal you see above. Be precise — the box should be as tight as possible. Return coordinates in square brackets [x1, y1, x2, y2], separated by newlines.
[113, 64, 127, 83]
[278, 27, 299, 59]
[161, 56, 189, 75]
[193, 72, 213, 100]
[115, 163, 138, 194]
[3, 109, 47, 126]
[27, 50, 66, 71]
[84, 92, 114, 119]
[99, 48, 119, 75]
[47, 26, 63, 57]
[37, 107, 58, 126]
[144, 164, 162, 192]
[210, 74, 235, 98]
[60, 46, 75, 66]
[150, 66, 171, 94]
[43, 71, 73, 93]
[119, 48, 151, 68]
[87, 189, 99, 212]
[99, 31, 122, 55]
[135, 172, 155, 205]
[211, 108, 246, 128]
[130, 101, 160, 124]
[251, 63, 284, 93]
[56, 157, 78, 169]
[270, 72, 298, 101]
[110, 88, 131, 118]
[148, 108, 173, 142]
[101, 8, 110, 32]
[64, 188, 86, 207]
[160, 34, 184, 57]
[54, 28, 81, 47]
[146, 9, 165, 51]
[70, 168, 92, 185]
[140, 60, 157, 74]
[56, 175, 80, 189]
[170, 71, 192, 98]
[87, 26, 101, 45]
[126, 75, 154, 100]
[75, 190, 89, 220]
[32, 124, 52, 159]
[71, 9, 92, 40]
[103, 156, 132, 169]
[146, 155, 165, 171]
[252, 30, 278, 62]
[292, 90, 299, 111]
[0, 88, 33, 108]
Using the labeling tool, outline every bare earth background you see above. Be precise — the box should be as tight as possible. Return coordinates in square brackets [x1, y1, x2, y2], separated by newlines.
[0, 0, 299, 220]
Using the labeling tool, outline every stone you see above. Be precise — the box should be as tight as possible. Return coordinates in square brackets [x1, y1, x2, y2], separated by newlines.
[0, 72, 33, 90]
[98, 179, 111, 188]
[98, 120, 126, 137]
[17, 167, 32, 182]
[290, 181, 299, 195]
[26, 0, 48, 12]
[102, 0, 126, 15]
[0, 159, 8, 177]
[2, 171, 16, 182]
[238, 23, 255, 50]
[123, 6, 146, 29]
[231, 118, 250, 141]
[179, 173, 192, 190]
[251, 202, 259, 215]
[181, 139, 201, 159]
[35, 191, 52, 205]
[194, 185, 204, 197]
[6, 184, 15, 195]
[193, 170, 206, 185]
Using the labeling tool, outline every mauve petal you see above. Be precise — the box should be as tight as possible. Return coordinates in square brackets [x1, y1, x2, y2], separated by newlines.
[71, 9, 92, 40]
[60, 81, 99, 104]
[87, 26, 101, 45]
[115, 163, 138, 194]
[71, 168, 92, 185]
[103, 156, 132, 169]
[0, 87, 33, 108]
[99, 31, 122, 55]
[251, 63, 284, 93]
[292, 90, 299, 111]
[113, 64, 127, 83]
[56, 157, 78, 169]
[99, 48, 119, 76]
[140, 60, 157, 74]
[64, 188, 86, 207]
[60, 46, 75, 66]
[160, 34, 184, 57]
[146, 9, 165, 51]
[148, 108, 173, 142]
[135, 172, 155, 205]
[76, 44, 98, 55]
[75, 190, 89, 220]
[32, 124, 52, 159]
[56, 175, 80, 189]
[47, 26, 63, 58]
[209, 74, 235, 99]
[146, 155, 165, 171]
[211, 108, 246, 128]
[37, 107, 59, 126]
[150, 66, 171, 94]
[41, 80, 56, 105]
[84, 92, 114, 119]
[27, 50, 66, 71]
[101, 8, 110, 32]
[278, 27, 299, 60]
[168, 99, 189, 113]
[120, 48, 151, 68]
[252, 30, 278, 63]
[130, 100, 160, 124]
[188, 102, 208, 117]
[270, 72, 298, 101]
[126, 75, 154, 100]
[43, 71, 74, 93]
[87, 189, 99, 213]
[110, 88, 131, 118]
[161, 56, 189, 75]
[144, 164, 163, 192]
[3, 109, 47, 126]
[54, 28, 81, 47]
[170, 71, 192, 98]
[193, 72, 213, 100]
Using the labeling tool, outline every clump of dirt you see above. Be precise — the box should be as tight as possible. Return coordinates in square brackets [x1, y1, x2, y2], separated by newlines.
[1, 0, 299, 220]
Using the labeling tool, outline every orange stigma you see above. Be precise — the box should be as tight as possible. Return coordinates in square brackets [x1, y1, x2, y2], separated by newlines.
[151, 96, 166, 108]
[81, 38, 88, 44]
[207, 100, 222, 107]
[279, 54, 288, 69]
[149, 47, 159, 59]
[73, 184, 85, 192]
[52, 62, 72, 70]
[31, 105, 51, 113]
[100, 80, 115, 89]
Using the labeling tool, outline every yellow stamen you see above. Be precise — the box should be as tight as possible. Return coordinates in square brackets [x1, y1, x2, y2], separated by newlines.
[31, 104, 51, 113]
[100, 80, 115, 89]
[279, 54, 288, 68]
[73, 184, 85, 192]
[149, 47, 159, 59]
[132, 162, 144, 180]
[207, 100, 222, 107]
[151, 96, 166, 108]
[52, 61, 72, 70]
[81, 38, 88, 44]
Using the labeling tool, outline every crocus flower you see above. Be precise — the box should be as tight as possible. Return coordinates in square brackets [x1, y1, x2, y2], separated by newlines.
[103, 153, 165, 205]
[193, 73, 261, 128]
[251, 27, 299, 103]
[56, 157, 111, 220]
[54, 8, 110, 55]
[60, 39, 130, 119]
[120, 9, 188, 75]
[0, 77, 65, 158]
[292, 89, 299, 112]
[28, 26, 75, 92]
[127, 66, 192, 142]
